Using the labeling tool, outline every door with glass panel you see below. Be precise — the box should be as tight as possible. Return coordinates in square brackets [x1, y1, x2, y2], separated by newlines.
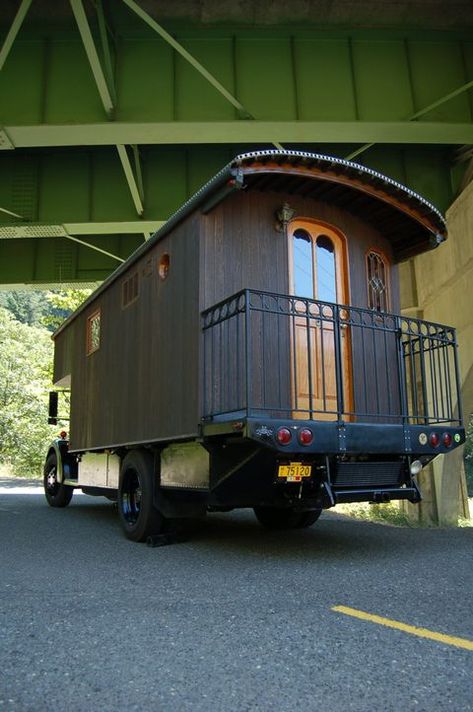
[288, 220, 352, 419]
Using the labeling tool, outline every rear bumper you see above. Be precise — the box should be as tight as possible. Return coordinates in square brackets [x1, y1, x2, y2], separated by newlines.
[202, 416, 465, 456]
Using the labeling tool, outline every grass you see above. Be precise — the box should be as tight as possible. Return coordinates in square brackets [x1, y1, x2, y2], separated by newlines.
[334, 501, 414, 527]
[335, 498, 473, 527]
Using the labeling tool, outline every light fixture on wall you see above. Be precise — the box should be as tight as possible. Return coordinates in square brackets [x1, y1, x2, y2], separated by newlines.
[275, 203, 296, 232]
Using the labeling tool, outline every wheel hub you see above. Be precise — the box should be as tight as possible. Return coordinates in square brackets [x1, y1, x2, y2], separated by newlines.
[46, 467, 57, 491]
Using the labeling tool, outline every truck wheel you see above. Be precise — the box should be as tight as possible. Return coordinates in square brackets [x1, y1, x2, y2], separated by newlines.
[118, 450, 166, 542]
[43, 452, 73, 508]
[254, 506, 322, 530]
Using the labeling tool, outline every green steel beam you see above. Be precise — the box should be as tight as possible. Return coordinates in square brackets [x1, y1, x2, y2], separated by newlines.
[121, 0, 252, 119]
[116, 144, 144, 215]
[69, 0, 114, 117]
[4, 121, 473, 147]
[346, 76, 473, 160]
[131, 145, 144, 202]
[66, 220, 163, 235]
[0, 222, 164, 238]
[95, 0, 116, 106]
[62, 229, 124, 262]
[0, 205, 24, 219]
[0, 0, 33, 72]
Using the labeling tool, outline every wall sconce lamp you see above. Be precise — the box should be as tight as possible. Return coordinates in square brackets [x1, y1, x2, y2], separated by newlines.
[275, 203, 296, 232]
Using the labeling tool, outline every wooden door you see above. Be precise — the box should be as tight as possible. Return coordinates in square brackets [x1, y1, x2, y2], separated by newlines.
[288, 220, 352, 419]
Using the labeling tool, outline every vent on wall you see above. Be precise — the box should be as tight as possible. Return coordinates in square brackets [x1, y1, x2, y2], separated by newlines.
[122, 272, 139, 308]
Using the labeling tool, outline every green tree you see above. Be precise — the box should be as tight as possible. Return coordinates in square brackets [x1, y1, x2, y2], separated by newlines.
[0, 290, 50, 327]
[0, 307, 59, 477]
[42, 289, 92, 331]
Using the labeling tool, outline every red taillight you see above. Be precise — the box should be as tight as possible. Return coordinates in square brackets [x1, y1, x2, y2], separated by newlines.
[442, 432, 452, 448]
[429, 432, 440, 447]
[277, 427, 292, 445]
[298, 428, 313, 445]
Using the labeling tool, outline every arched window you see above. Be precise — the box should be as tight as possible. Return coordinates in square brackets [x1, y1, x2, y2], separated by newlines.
[366, 249, 389, 312]
[292, 229, 338, 303]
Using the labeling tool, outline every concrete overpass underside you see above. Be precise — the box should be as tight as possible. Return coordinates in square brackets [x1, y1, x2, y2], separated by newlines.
[1, 0, 473, 287]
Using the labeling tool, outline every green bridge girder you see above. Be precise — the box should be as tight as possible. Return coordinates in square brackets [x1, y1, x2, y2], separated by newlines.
[0, 0, 472, 286]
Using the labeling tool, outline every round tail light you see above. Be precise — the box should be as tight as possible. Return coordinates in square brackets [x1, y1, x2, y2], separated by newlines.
[298, 428, 313, 445]
[442, 432, 452, 448]
[277, 427, 292, 445]
[429, 432, 440, 448]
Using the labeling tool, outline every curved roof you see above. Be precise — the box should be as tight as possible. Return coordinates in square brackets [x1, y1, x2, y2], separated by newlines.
[230, 150, 446, 259]
[54, 150, 446, 336]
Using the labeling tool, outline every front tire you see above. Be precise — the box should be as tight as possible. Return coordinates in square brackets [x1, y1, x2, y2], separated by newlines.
[118, 450, 167, 542]
[43, 452, 73, 508]
[254, 506, 322, 530]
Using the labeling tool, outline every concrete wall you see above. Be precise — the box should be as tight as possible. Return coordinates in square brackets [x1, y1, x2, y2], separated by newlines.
[400, 181, 473, 524]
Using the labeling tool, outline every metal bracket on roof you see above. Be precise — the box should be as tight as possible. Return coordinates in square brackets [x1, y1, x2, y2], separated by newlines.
[200, 170, 246, 215]
[429, 233, 445, 249]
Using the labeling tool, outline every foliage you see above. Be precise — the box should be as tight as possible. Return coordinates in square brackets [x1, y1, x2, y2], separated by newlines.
[0, 289, 93, 478]
[42, 289, 92, 331]
[0, 290, 51, 327]
[0, 288, 92, 332]
[334, 502, 414, 527]
[0, 307, 60, 478]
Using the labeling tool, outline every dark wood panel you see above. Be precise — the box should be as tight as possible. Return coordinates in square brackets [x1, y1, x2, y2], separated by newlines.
[200, 189, 399, 311]
[53, 328, 74, 385]
[67, 212, 201, 451]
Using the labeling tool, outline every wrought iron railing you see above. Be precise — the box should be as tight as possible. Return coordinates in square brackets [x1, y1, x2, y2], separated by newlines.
[201, 289, 462, 426]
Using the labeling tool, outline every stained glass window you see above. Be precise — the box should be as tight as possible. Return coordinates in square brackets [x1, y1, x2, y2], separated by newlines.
[86, 310, 101, 355]
[366, 250, 389, 311]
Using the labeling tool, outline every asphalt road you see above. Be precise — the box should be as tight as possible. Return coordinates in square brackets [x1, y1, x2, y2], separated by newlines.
[1, 476, 472, 712]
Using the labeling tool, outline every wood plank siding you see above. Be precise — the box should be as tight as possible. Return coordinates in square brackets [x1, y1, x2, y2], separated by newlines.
[57, 212, 201, 452]
[200, 190, 399, 311]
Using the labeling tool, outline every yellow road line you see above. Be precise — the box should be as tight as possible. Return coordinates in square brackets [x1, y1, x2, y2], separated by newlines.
[332, 605, 473, 652]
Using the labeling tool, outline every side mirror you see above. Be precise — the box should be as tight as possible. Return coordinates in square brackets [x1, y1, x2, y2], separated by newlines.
[48, 391, 58, 425]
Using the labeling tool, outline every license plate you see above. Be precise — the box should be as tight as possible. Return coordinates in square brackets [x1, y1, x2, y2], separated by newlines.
[278, 463, 312, 482]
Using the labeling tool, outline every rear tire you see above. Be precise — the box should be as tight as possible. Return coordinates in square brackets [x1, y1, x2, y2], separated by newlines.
[118, 450, 167, 542]
[43, 452, 73, 508]
[254, 506, 322, 530]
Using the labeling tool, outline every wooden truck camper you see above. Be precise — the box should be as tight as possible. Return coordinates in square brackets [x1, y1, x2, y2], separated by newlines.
[44, 150, 465, 542]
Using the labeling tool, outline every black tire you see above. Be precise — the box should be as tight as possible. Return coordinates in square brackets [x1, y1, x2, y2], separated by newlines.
[43, 452, 74, 508]
[118, 450, 167, 542]
[254, 506, 322, 530]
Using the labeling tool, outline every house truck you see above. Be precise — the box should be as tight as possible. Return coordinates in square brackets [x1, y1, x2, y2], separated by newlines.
[44, 150, 465, 542]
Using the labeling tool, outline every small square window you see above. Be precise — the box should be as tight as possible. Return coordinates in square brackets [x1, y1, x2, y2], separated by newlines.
[86, 309, 101, 355]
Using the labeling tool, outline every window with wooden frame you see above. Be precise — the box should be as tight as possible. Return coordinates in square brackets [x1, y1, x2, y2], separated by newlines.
[366, 249, 390, 312]
[122, 271, 139, 308]
[86, 309, 101, 355]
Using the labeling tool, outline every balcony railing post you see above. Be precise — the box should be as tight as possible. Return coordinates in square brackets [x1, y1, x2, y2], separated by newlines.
[418, 333, 429, 424]
[334, 305, 344, 419]
[305, 299, 314, 417]
[453, 337, 464, 426]
[396, 316, 409, 425]
[244, 289, 252, 416]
